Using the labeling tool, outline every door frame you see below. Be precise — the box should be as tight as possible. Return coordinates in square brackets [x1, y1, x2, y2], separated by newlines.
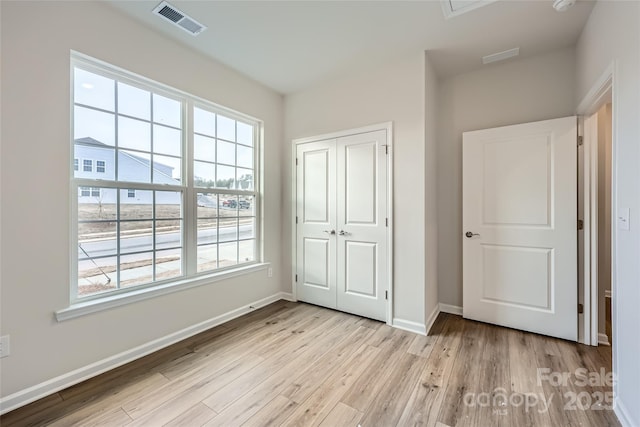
[576, 62, 615, 346]
[290, 122, 394, 325]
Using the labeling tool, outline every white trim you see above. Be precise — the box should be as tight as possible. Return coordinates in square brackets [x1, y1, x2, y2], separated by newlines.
[605, 289, 612, 298]
[291, 122, 394, 325]
[439, 303, 463, 316]
[392, 318, 426, 336]
[576, 63, 615, 347]
[1, 292, 291, 415]
[56, 263, 270, 321]
[615, 397, 635, 427]
[598, 333, 611, 346]
[425, 304, 440, 335]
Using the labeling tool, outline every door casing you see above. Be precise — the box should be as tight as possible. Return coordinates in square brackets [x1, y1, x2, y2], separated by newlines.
[291, 122, 394, 325]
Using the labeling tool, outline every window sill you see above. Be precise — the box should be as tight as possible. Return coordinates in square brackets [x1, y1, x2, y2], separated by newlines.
[55, 263, 270, 322]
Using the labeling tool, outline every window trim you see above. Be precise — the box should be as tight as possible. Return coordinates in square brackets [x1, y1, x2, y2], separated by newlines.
[96, 160, 106, 173]
[82, 159, 93, 172]
[69, 51, 263, 306]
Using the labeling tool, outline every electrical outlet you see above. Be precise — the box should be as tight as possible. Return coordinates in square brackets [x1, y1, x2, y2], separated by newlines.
[0, 335, 10, 358]
[268, 267, 273, 278]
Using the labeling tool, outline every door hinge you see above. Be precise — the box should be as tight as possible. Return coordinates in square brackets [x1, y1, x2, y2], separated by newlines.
[578, 136, 584, 146]
[295, 274, 298, 282]
[578, 219, 584, 230]
[384, 145, 389, 155]
[296, 158, 299, 166]
[385, 290, 388, 300]
[296, 216, 298, 224]
[578, 303, 584, 314]
[385, 218, 388, 227]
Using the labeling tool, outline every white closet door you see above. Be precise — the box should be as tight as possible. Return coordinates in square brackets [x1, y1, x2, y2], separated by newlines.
[296, 139, 337, 309]
[336, 130, 388, 321]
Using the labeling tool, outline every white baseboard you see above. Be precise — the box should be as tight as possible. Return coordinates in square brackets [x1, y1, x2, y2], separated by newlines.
[598, 333, 611, 346]
[425, 304, 440, 335]
[615, 397, 636, 427]
[279, 292, 295, 301]
[0, 292, 292, 415]
[439, 303, 463, 316]
[392, 318, 427, 336]
[605, 290, 612, 298]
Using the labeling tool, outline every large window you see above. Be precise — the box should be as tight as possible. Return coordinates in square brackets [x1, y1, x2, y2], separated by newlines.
[72, 55, 259, 301]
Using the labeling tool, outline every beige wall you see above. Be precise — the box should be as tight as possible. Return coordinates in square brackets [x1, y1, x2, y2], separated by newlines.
[284, 52, 433, 327]
[437, 48, 576, 307]
[0, 1, 284, 400]
[576, 2, 640, 425]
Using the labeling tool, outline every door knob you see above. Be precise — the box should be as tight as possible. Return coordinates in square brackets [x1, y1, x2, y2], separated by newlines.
[323, 230, 336, 235]
[339, 230, 350, 236]
[465, 231, 480, 238]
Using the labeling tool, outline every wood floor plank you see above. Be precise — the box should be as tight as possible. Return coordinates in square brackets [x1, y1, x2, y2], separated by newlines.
[317, 402, 362, 427]
[279, 344, 381, 427]
[396, 314, 465, 427]
[163, 402, 217, 427]
[0, 303, 620, 427]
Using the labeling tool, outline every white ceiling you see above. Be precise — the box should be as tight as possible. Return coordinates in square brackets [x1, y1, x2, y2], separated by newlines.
[107, 0, 595, 94]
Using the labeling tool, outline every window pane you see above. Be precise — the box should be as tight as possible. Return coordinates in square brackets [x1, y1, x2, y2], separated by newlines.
[118, 82, 150, 120]
[74, 68, 115, 111]
[217, 115, 235, 142]
[78, 222, 117, 258]
[217, 140, 235, 166]
[156, 248, 182, 281]
[239, 217, 255, 240]
[120, 221, 153, 253]
[237, 121, 253, 146]
[219, 241, 238, 267]
[78, 256, 117, 297]
[220, 195, 238, 215]
[118, 116, 151, 152]
[216, 165, 235, 189]
[74, 106, 115, 146]
[194, 107, 215, 137]
[153, 94, 181, 128]
[120, 190, 152, 220]
[153, 155, 181, 184]
[237, 145, 253, 169]
[156, 191, 182, 218]
[219, 217, 238, 243]
[78, 190, 117, 220]
[194, 134, 215, 162]
[154, 125, 181, 157]
[197, 244, 218, 273]
[74, 145, 115, 179]
[239, 239, 256, 263]
[156, 220, 182, 250]
[237, 168, 254, 190]
[197, 193, 218, 218]
[120, 252, 153, 288]
[198, 218, 219, 246]
[238, 195, 255, 216]
[194, 161, 215, 187]
[118, 150, 151, 183]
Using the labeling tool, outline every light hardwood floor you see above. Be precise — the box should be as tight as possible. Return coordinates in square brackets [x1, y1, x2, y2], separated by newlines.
[0, 301, 620, 426]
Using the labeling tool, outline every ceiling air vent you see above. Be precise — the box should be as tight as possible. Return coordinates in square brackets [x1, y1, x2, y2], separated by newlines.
[152, 1, 207, 36]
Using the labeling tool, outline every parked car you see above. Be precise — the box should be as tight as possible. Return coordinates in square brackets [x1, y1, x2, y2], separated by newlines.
[222, 199, 251, 209]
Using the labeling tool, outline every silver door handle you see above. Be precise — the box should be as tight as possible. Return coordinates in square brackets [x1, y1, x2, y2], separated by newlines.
[323, 230, 336, 235]
[339, 230, 350, 236]
[465, 231, 480, 238]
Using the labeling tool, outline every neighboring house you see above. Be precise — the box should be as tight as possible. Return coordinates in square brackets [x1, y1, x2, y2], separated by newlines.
[74, 137, 180, 204]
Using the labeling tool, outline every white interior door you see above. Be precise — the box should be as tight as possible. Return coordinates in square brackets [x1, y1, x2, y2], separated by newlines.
[296, 129, 388, 322]
[296, 139, 337, 309]
[463, 116, 578, 341]
[336, 130, 388, 321]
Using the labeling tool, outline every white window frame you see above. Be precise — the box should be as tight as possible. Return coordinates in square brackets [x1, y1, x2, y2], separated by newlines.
[83, 159, 93, 172]
[127, 189, 136, 198]
[67, 52, 263, 311]
[96, 160, 106, 173]
[74, 158, 79, 171]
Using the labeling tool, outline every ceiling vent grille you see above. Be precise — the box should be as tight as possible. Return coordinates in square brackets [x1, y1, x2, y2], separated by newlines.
[152, 1, 207, 36]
